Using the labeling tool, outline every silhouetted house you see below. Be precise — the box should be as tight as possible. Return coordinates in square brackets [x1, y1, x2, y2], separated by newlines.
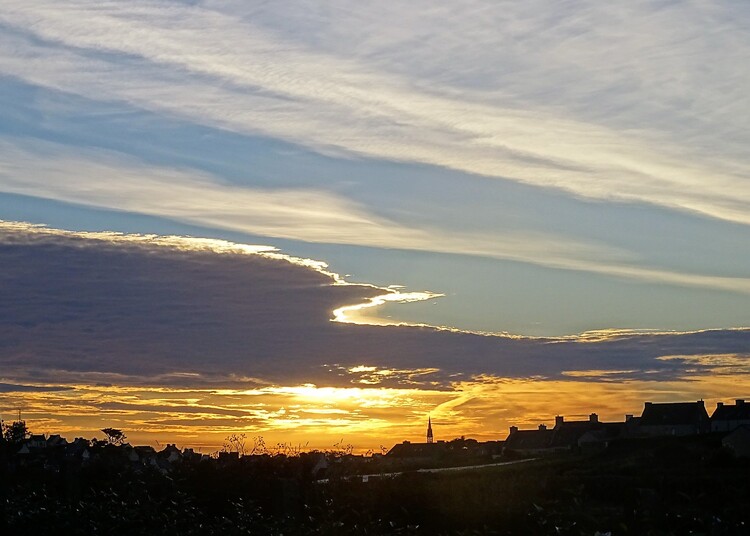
[16, 434, 49, 459]
[132, 446, 158, 467]
[182, 448, 202, 462]
[65, 438, 90, 461]
[550, 414, 600, 450]
[27, 434, 47, 449]
[134, 446, 157, 457]
[577, 422, 625, 451]
[96, 443, 126, 464]
[506, 414, 625, 455]
[387, 437, 500, 462]
[504, 424, 553, 455]
[722, 426, 750, 458]
[46, 434, 68, 448]
[711, 399, 750, 432]
[387, 440, 448, 461]
[551, 413, 627, 451]
[159, 444, 183, 464]
[576, 413, 629, 451]
[635, 401, 710, 437]
[475, 440, 504, 457]
[623, 414, 641, 436]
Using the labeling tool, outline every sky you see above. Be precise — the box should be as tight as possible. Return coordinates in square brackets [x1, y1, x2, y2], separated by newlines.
[0, 1, 749, 451]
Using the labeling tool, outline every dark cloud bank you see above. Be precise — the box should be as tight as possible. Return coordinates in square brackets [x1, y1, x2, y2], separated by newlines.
[1, 222, 748, 390]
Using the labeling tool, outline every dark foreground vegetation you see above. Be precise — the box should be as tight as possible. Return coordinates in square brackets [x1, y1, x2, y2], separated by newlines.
[3, 433, 750, 535]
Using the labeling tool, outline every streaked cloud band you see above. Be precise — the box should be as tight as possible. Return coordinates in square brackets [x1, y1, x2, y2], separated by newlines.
[4, 139, 750, 295]
[1, 1, 749, 225]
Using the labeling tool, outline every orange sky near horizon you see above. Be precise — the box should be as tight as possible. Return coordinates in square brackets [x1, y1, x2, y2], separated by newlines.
[4, 371, 749, 454]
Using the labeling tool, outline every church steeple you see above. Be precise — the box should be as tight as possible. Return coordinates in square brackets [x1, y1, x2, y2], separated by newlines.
[427, 416, 434, 443]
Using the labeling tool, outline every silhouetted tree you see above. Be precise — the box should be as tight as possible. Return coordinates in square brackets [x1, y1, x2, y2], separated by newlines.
[101, 427, 127, 445]
[222, 433, 247, 456]
[329, 439, 354, 457]
[2, 420, 29, 444]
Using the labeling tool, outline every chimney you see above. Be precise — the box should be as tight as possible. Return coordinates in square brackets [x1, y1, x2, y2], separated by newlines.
[589, 413, 599, 423]
[509, 426, 518, 434]
[737, 399, 745, 406]
[555, 415, 564, 427]
[538, 424, 547, 431]
[625, 414, 633, 421]
[698, 400, 704, 406]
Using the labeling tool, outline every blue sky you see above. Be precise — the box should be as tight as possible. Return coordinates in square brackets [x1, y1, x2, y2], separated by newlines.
[1, 0, 749, 338]
[1, 1, 750, 448]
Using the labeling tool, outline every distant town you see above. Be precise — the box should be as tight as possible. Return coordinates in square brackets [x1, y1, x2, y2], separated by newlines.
[4, 397, 750, 477]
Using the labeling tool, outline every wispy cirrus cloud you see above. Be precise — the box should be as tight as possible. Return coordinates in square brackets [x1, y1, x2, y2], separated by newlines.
[3, 140, 750, 295]
[0, 138, 625, 268]
[0, 1, 749, 226]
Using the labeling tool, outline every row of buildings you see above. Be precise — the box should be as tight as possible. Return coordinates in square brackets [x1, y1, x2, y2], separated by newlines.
[387, 399, 750, 462]
[3, 433, 209, 472]
[503, 399, 750, 455]
[6, 399, 750, 472]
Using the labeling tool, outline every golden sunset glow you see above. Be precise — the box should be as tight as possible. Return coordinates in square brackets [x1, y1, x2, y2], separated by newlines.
[4, 366, 749, 453]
